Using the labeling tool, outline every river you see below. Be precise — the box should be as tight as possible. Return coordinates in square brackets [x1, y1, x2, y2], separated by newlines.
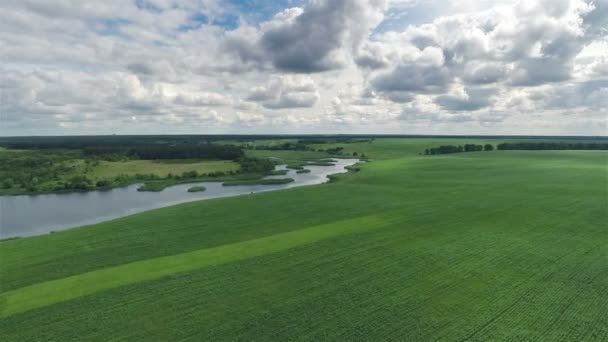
[0, 159, 359, 239]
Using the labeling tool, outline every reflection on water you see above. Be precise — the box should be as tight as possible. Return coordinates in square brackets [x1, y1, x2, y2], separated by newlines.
[0, 159, 359, 239]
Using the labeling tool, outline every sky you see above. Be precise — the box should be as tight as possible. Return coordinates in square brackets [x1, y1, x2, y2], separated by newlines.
[1, 0, 606, 136]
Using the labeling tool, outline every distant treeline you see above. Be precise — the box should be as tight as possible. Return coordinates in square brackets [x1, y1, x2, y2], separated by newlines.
[245, 142, 312, 151]
[242, 142, 354, 157]
[297, 138, 374, 144]
[497, 142, 608, 150]
[2, 140, 243, 160]
[82, 145, 243, 160]
[1, 135, 606, 148]
[425, 144, 494, 155]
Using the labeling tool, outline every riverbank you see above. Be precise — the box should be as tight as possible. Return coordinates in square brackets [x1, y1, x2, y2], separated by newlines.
[0, 159, 360, 239]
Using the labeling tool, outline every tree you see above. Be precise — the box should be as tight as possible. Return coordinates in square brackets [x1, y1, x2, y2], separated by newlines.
[484, 144, 494, 151]
[2, 178, 13, 189]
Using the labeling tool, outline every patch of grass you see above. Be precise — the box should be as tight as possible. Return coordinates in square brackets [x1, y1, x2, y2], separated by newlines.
[296, 169, 311, 174]
[0, 139, 606, 341]
[0, 214, 391, 318]
[89, 159, 240, 179]
[186, 186, 206, 193]
[222, 178, 294, 186]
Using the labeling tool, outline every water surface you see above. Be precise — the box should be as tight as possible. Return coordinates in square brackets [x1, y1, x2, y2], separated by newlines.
[0, 159, 359, 239]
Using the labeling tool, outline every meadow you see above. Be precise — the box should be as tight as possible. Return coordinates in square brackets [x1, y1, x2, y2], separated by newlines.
[0, 138, 606, 341]
[85, 159, 240, 179]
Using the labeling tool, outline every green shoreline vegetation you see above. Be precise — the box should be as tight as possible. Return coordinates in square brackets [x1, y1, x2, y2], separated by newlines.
[286, 164, 305, 170]
[267, 169, 289, 176]
[137, 174, 262, 192]
[0, 138, 363, 196]
[1, 136, 607, 340]
[222, 178, 294, 186]
[306, 161, 335, 166]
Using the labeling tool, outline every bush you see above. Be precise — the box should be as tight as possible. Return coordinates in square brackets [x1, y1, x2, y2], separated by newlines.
[182, 170, 198, 179]
[96, 180, 112, 188]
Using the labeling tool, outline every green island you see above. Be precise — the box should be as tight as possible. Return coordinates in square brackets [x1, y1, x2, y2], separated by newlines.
[186, 186, 206, 193]
[0, 136, 607, 341]
[296, 169, 311, 174]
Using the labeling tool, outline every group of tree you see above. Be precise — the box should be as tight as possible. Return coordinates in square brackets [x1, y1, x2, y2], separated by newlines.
[425, 144, 494, 155]
[497, 142, 608, 150]
[0, 151, 75, 191]
[168, 169, 235, 180]
[236, 157, 276, 174]
[325, 147, 345, 155]
[82, 144, 244, 160]
[243, 142, 312, 151]
[296, 137, 374, 145]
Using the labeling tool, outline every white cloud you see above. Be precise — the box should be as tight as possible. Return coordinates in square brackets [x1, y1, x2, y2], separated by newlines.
[246, 75, 320, 109]
[0, 0, 606, 135]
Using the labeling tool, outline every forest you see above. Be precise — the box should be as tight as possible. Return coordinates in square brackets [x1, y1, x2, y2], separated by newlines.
[425, 144, 493, 155]
[497, 142, 608, 150]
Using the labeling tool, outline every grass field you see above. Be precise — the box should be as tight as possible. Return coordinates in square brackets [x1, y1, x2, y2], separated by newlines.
[1, 139, 606, 341]
[82, 159, 240, 179]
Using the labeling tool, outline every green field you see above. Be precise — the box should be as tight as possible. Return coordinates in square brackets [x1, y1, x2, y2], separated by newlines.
[86, 159, 240, 179]
[1, 139, 607, 341]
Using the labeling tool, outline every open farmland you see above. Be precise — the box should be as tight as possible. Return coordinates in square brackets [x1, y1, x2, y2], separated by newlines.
[0, 139, 607, 341]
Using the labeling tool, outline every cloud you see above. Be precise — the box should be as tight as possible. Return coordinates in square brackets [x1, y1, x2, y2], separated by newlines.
[361, 0, 600, 105]
[246, 75, 320, 109]
[368, 46, 450, 101]
[435, 85, 496, 111]
[463, 62, 509, 84]
[1, 0, 606, 135]
[225, 0, 386, 73]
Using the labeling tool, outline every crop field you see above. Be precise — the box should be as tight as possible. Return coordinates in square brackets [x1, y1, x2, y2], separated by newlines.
[1, 139, 606, 341]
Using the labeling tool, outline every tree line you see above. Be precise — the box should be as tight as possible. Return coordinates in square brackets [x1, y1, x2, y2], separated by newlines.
[3, 140, 244, 161]
[497, 142, 608, 150]
[82, 144, 243, 160]
[243, 142, 312, 151]
[425, 144, 494, 155]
